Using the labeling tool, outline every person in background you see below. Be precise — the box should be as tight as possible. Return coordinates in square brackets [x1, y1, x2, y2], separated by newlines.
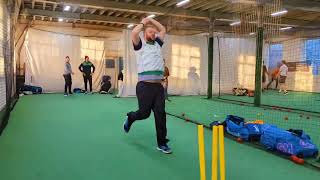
[114, 70, 124, 98]
[123, 17, 172, 154]
[100, 75, 112, 94]
[267, 64, 280, 90]
[63, 56, 74, 96]
[187, 67, 201, 95]
[163, 60, 170, 101]
[79, 56, 95, 94]
[262, 62, 269, 91]
[279, 60, 289, 95]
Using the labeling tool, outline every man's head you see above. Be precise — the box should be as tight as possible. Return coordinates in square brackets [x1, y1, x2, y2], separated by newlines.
[144, 26, 157, 42]
[282, 60, 286, 64]
[85, 56, 89, 62]
[65, 56, 70, 63]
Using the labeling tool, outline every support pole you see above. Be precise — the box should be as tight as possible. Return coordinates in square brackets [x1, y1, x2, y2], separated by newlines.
[207, 20, 214, 99]
[254, 6, 264, 107]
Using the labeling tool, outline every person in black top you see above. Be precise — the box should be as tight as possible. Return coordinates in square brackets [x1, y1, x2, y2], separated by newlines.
[79, 56, 95, 94]
[100, 75, 112, 94]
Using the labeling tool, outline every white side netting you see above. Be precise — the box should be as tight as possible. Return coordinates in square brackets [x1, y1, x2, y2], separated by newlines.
[213, 35, 257, 95]
[21, 28, 123, 92]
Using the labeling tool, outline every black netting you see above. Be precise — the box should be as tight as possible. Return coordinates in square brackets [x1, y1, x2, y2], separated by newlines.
[0, 0, 15, 134]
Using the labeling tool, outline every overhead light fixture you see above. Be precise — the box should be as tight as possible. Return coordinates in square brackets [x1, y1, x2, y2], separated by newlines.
[58, 18, 64, 22]
[280, 26, 292, 31]
[216, 18, 234, 22]
[271, 9, 288, 17]
[64, 5, 71, 11]
[249, 32, 255, 35]
[147, 14, 156, 18]
[230, 21, 241, 26]
[176, 0, 190, 7]
[127, 24, 134, 28]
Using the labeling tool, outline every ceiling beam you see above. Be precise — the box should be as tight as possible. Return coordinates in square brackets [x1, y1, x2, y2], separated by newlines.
[227, 0, 320, 13]
[108, 11, 115, 16]
[184, 0, 208, 9]
[209, 4, 228, 12]
[21, 8, 140, 24]
[19, 8, 218, 33]
[22, 6, 319, 32]
[115, 12, 123, 17]
[214, 12, 320, 29]
[200, 2, 224, 11]
[99, 9, 106, 15]
[90, 9, 96, 14]
[124, 13, 131, 18]
[145, 0, 157, 5]
[191, 2, 213, 11]
[49, 0, 209, 19]
[18, 18, 124, 32]
[156, 0, 170, 6]
[165, 0, 178, 7]
[81, 7, 87, 13]
[277, 0, 320, 12]
[136, 0, 144, 4]
[52, 3, 57, 11]
[72, 6, 78, 12]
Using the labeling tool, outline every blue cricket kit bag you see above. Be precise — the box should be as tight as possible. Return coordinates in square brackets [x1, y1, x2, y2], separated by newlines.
[260, 124, 318, 158]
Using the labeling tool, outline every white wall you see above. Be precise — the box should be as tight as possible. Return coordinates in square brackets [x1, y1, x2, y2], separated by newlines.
[213, 37, 257, 94]
[272, 38, 320, 92]
[215, 36, 320, 94]
[18, 24, 123, 92]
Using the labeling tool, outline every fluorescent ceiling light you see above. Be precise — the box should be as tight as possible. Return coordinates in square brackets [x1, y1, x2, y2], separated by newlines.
[230, 21, 241, 26]
[177, 0, 190, 7]
[58, 18, 64, 22]
[249, 32, 255, 35]
[64, 5, 71, 11]
[280, 26, 292, 31]
[271, 9, 288, 17]
[127, 24, 134, 28]
[147, 14, 156, 18]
